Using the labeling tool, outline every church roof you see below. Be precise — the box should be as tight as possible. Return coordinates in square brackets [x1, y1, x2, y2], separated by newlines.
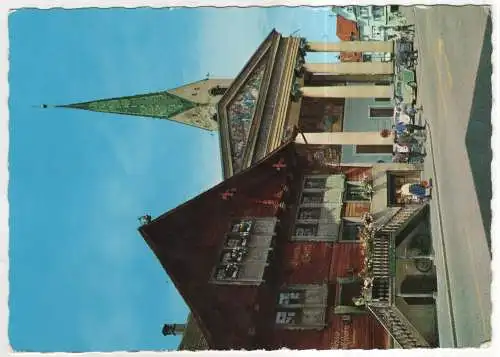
[138, 138, 297, 349]
[57, 90, 199, 121]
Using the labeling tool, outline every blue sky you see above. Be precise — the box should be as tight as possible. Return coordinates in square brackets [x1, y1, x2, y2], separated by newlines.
[8, 7, 338, 352]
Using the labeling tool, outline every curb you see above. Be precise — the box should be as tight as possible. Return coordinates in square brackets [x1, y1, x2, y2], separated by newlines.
[408, 8, 458, 347]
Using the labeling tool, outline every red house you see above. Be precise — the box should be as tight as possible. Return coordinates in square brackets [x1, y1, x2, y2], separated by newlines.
[139, 139, 435, 350]
[336, 16, 362, 63]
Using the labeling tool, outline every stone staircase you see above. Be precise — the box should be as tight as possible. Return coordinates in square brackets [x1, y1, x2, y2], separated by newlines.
[367, 305, 430, 348]
[372, 233, 391, 278]
[379, 204, 425, 237]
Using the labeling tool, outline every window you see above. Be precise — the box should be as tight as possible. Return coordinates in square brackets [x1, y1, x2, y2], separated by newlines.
[346, 183, 370, 201]
[276, 285, 329, 328]
[301, 192, 324, 204]
[370, 107, 394, 117]
[231, 219, 253, 234]
[298, 208, 322, 220]
[304, 177, 327, 189]
[356, 145, 393, 154]
[226, 237, 243, 248]
[341, 221, 362, 241]
[279, 291, 303, 305]
[372, 6, 384, 19]
[276, 310, 299, 325]
[295, 223, 319, 236]
[337, 279, 363, 306]
[215, 264, 239, 280]
[220, 247, 248, 264]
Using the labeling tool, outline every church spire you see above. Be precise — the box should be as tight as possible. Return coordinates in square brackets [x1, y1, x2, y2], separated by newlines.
[41, 78, 233, 132]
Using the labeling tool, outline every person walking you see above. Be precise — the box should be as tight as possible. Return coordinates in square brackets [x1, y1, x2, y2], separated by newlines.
[394, 121, 426, 134]
[393, 142, 410, 154]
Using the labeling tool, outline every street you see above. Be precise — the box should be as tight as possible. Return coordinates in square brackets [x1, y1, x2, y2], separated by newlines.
[401, 6, 492, 347]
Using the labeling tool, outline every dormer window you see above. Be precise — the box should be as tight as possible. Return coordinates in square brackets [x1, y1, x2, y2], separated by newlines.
[212, 217, 277, 285]
[209, 86, 228, 96]
[216, 264, 240, 280]
[231, 220, 253, 234]
[221, 247, 248, 263]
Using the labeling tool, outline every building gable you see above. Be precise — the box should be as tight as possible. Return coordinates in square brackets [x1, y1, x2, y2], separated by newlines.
[217, 30, 281, 177]
[138, 140, 297, 349]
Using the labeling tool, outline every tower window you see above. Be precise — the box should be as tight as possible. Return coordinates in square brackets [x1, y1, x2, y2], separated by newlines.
[210, 86, 228, 96]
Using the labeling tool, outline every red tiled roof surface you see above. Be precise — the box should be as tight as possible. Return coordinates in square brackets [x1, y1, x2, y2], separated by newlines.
[339, 52, 362, 62]
[336, 15, 359, 41]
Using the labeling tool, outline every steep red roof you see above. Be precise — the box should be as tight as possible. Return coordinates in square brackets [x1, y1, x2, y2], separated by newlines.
[336, 16, 362, 62]
[336, 16, 359, 41]
[138, 139, 297, 349]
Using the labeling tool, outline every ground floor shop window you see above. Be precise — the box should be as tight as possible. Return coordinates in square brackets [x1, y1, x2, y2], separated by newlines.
[340, 220, 362, 242]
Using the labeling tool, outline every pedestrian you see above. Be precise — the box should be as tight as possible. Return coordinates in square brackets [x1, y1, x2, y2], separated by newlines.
[395, 24, 415, 31]
[396, 133, 416, 145]
[393, 122, 426, 134]
[393, 143, 410, 154]
[398, 182, 432, 200]
[392, 152, 408, 163]
[405, 106, 423, 117]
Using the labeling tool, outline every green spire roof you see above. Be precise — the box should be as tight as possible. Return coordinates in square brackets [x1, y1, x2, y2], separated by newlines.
[58, 91, 198, 120]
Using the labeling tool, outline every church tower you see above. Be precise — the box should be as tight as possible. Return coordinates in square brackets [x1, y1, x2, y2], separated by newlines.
[43, 78, 233, 131]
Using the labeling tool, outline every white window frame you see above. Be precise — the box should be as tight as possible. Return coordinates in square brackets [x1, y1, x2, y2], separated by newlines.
[344, 181, 372, 202]
[368, 105, 394, 119]
[292, 175, 345, 242]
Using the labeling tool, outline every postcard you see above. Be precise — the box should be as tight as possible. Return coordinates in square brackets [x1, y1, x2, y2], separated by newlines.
[6, 4, 492, 352]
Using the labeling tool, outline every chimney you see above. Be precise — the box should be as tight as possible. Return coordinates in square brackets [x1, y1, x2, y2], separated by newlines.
[162, 323, 187, 336]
